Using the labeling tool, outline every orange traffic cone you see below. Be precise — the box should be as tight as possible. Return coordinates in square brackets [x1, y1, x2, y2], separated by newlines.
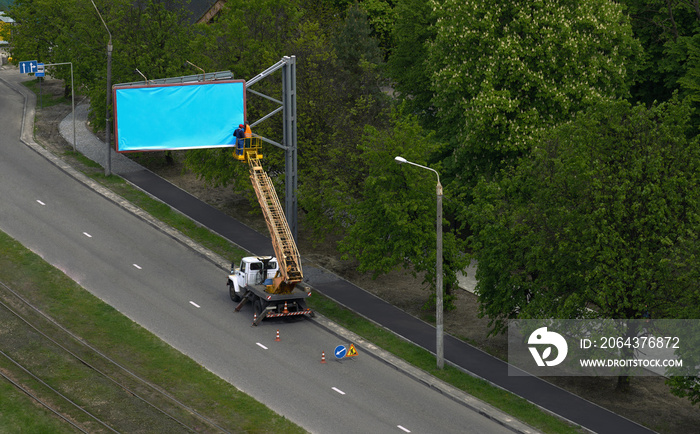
[321, 351, 327, 364]
[275, 329, 280, 341]
[252, 313, 257, 326]
[283, 301, 289, 314]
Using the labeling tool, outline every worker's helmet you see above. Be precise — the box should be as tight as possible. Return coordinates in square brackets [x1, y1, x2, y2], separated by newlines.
[239, 124, 244, 128]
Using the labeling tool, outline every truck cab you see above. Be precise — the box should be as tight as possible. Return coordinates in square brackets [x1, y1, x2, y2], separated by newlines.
[228, 256, 278, 301]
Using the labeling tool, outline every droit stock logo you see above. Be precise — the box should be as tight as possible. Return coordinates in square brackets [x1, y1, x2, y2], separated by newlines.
[528, 327, 568, 367]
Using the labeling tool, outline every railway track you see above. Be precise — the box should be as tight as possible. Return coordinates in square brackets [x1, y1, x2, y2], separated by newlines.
[0, 279, 231, 433]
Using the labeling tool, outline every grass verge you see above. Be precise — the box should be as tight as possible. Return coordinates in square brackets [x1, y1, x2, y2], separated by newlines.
[22, 78, 68, 109]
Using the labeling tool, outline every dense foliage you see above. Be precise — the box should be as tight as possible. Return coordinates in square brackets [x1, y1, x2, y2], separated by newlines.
[426, 0, 640, 227]
[8, 0, 700, 403]
[469, 97, 700, 333]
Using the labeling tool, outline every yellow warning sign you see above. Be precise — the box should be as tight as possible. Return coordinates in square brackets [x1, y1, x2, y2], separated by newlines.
[346, 343, 358, 357]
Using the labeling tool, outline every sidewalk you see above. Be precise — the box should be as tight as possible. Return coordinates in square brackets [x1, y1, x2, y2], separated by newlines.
[59, 102, 143, 175]
[48, 76, 655, 434]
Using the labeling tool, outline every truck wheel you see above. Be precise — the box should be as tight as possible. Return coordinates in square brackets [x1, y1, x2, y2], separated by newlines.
[253, 298, 262, 316]
[228, 283, 241, 302]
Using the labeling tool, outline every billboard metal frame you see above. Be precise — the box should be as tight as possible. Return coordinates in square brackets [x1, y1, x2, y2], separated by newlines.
[245, 56, 298, 241]
[111, 56, 299, 240]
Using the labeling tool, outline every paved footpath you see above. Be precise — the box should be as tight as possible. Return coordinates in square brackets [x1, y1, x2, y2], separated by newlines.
[3, 65, 655, 434]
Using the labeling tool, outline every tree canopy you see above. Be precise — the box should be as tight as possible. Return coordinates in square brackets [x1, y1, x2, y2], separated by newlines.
[469, 97, 700, 334]
[336, 109, 468, 309]
[427, 0, 641, 226]
[9, 0, 195, 127]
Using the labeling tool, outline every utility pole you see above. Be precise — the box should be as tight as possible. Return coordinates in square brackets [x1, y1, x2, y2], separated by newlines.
[91, 0, 112, 176]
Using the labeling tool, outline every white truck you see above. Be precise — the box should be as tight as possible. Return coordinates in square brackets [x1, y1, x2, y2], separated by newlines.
[227, 256, 312, 325]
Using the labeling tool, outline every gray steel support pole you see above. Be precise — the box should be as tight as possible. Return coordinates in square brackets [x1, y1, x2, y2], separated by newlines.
[245, 56, 299, 240]
[282, 56, 298, 241]
[436, 181, 444, 369]
[91, 0, 112, 175]
[71, 63, 75, 151]
[105, 39, 112, 176]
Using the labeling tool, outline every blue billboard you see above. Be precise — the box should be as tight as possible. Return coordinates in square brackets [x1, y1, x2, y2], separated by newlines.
[113, 80, 246, 152]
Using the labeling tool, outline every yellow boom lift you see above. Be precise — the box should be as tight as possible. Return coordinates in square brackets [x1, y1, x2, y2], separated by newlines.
[227, 137, 311, 325]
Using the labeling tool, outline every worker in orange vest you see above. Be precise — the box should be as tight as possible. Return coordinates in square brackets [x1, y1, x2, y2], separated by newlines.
[243, 122, 253, 153]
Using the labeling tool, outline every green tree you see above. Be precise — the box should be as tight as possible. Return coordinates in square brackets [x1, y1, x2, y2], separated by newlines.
[183, 1, 390, 227]
[10, 0, 111, 114]
[294, 3, 390, 238]
[668, 376, 700, 407]
[468, 97, 700, 335]
[184, 0, 308, 177]
[337, 109, 468, 309]
[331, 3, 384, 88]
[113, 0, 192, 80]
[622, 0, 700, 105]
[188, 0, 303, 80]
[427, 0, 641, 225]
[9, 0, 195, 130]
[358, 0, 397, 57]
[386, 0, 436, 128]
[88, 0, 193, 130]
[9, 0, 89, 86]
[666, 319, 700, 406]
[670, 31, 700, 128]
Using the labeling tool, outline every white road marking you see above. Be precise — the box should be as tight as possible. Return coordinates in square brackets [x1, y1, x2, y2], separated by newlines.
[397, 425, 411, 433]
[36, 200, 46, 206]
[332, 387, 345, 395]
[83, 232, 92, 238]
[132, 264, 142, 270]
[189, 301, 200, 308]
[256, 342, 268, 350]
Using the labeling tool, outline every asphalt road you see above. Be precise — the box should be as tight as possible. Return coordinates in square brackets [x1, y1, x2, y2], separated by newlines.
[0, 69, 519, 433]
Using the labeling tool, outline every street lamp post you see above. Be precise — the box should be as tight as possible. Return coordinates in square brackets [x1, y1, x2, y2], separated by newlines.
[395, 156, 444, 369]
[91, 0, 112, 176]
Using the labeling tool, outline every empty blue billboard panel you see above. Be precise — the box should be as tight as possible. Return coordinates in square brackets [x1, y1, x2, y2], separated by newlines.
[114, 80, 246, 152]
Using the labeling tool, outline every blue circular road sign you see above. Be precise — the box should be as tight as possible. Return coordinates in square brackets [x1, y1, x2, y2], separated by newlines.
[334, 345, 347, 359]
